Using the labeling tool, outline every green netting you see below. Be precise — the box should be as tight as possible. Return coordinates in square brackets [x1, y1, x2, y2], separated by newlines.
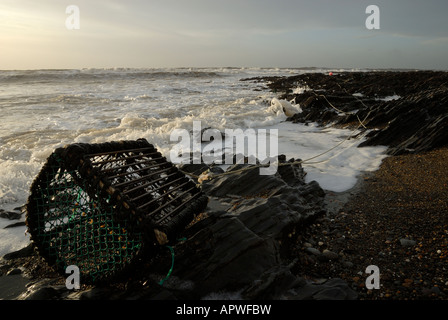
[28, 153, 143, 283]
[26, 139, 208, 284]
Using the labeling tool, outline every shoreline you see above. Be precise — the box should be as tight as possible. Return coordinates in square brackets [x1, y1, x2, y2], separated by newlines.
[323, 170, 374, 216]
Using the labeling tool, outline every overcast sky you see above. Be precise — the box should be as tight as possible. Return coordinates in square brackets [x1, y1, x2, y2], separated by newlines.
[1, 0, 447, 70]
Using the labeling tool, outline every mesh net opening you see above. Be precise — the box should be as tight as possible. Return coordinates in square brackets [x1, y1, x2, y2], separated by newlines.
[26, 139, 208, 284]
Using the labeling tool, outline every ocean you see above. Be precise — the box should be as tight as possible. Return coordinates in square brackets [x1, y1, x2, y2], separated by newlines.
[0, 67, 388, 256]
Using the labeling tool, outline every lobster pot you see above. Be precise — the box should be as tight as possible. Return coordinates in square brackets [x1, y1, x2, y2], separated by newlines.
[26, 138, 208, 284]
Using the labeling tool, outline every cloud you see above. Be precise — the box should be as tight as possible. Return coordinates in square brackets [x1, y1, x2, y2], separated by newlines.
[1, 0, 448, 69]
[422, 37, 448, 46]
[372, 0, 448, 38]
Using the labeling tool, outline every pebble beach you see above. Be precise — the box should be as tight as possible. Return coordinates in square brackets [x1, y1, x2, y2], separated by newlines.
[294, 147, 448, 300]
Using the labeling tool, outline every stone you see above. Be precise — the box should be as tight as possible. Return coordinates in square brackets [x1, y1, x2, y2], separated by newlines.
[0, 274, 29, 300]
[172, 215, 280, 298]
[400, 239, 417, 247]
[286, 278, 357, 300]
[242, 264, 302, 299]
[0, 209, 22, 220]
[313, 287, 348, 300]
[306, 247, 321, 256]
[79, 287, 115, 300]
[2, 244, 35, 260]
[6, 268, 22, 276]
[4, 221, 26, 229]
[23, 286, 60, 300]
[322, 249, 339, 260]
[17, 279, 61, 300]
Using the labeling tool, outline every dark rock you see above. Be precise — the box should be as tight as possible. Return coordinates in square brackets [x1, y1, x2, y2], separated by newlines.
[312, 286, 350, 300]
[4, 221, 26, 229]
[17, 279, 62, 300]
[306, 247, 321, 256]
[400, 239, 416, 247]
[254, 71, 448, 155]
[3, 243, 35, 260]
[358, 87, 448, 155]
[285, 278, 357, 300]
[431, 286, 441, 295]
[242, 264, 304, 300]
[145, 156, 326, 299]
[322, 249, 339, 260]
[0, 209, 22, 220]
[172, 215, 280, 297]
[6, 268, 22, 276]
[22, 286, 60, 300]
[13, 205, 26, 213]
[78, 287, 116, 300]
[178, 162, 209, 178]
[0, 263, 12, 276]
[0, 274, 29, 300]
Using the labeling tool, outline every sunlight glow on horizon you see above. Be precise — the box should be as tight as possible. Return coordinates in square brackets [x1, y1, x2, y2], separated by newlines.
[1, 1, 447, 70]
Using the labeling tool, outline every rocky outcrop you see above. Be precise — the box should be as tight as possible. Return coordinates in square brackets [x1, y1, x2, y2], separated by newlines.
[164, 159, 327, 298]
[356, 87, 448, 155]
[247, 71, 448, 155]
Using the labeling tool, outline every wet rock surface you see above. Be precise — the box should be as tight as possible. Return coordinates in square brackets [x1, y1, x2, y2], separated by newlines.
[245, 71, 448, 155]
